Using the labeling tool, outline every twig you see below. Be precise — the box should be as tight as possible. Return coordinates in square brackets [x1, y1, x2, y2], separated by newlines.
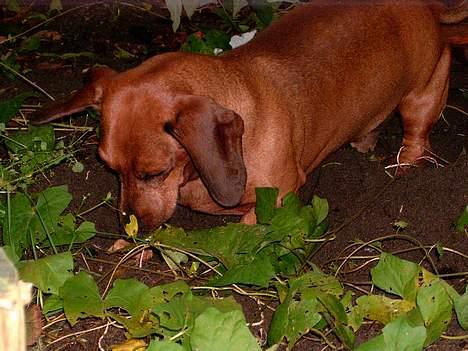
[46, 320, 118, 347]
[446, 104, 468, 117]
[0, 61, 55, 100]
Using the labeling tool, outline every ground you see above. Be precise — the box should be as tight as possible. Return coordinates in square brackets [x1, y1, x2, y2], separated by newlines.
[1, 2, 467, 350]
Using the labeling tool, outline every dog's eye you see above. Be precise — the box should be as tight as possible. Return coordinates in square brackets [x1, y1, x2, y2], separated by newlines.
[137, 171, 166, 181]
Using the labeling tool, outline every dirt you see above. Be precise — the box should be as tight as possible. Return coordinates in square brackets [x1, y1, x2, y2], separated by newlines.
[1, 2, 467, 350]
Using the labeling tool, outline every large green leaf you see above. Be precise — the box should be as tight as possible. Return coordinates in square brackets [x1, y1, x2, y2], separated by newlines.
[60, 271, 104, 325]
[356, 316, 426, 351]
[210, 252, 276, 287]
[191, 308, 261, 351]
[268, 271, 342, 348]
[371, 253, 420, 301]
[18, 252, 73, 295]
[1, 192, 34, 257]
[5, 125, 55, 154]
[147, 340, 186, 351]
[454, 287, 468, 330]
[417, 279, 453, 346]
[1, 186, 91, 257]
[354, 295, 415, 325]
[104, 278, 150, 317]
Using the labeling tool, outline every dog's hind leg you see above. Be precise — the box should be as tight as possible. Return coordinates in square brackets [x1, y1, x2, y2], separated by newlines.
[397, 46, 451, 167]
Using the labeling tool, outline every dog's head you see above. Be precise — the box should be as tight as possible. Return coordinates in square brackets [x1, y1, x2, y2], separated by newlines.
[32, 67, 246, 231]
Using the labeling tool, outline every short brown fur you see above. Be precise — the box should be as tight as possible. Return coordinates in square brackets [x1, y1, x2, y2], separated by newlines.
[33, 0, 468, 230]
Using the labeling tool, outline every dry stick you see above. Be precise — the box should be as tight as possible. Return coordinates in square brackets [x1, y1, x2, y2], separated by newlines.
[118, 1, 168, 20]
[46, 321, 118, 348]
[342, 282, 373, 295]
[333, 234, 440, 277]
[0, 61, 55, 100]
[101, 244, 151, 297]
[83, 256, 178, 280]
[326, 244, 468, 266]
[42, 315, 67, 330]
[446, 104, 468, 117]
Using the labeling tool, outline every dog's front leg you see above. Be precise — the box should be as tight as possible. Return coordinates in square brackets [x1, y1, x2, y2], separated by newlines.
[240, 208, 257, 225]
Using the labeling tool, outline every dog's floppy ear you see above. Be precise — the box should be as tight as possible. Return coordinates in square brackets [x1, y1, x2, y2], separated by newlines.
[166, 95, 247, 207]
[31, 67, 117, 125]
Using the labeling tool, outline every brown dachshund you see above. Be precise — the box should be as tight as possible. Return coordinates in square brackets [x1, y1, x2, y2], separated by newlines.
[33, 0, 467, 231]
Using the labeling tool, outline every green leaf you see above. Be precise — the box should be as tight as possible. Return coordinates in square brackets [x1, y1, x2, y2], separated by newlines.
[355, 334, 386, 351]
[42, 294, 64, 315]
[0, 93, 37, 124]
[371, 253, 420, 301]
[146, 280, 191, 306]
[191, 308, 261, 351]
[210, 252, 276, 287]
[147, 339, 186, 351]
[2, 192, 35, 257]
[269, 192, 318, 240]
[252, 1, 274, 28]
[18, 252, 73, 295]
[104, 279, 161, 337]
[20, 36, 40, 52]
[2, 186, 93, 256]
[268, 290, 322, 347]
[104, 278, 150, 317]
[254, 187, 279, 224]
[72, 220, 96, 242]
[180, 30, 231, 55]
[268, 271, 342, 347]
[383, 316, 426, 351]
[0, 53, 21, 80]
[36, 185, 71, 219]
[318, 293, 355, 349]
[152, 224, 268, 269]
[151, 285, 242, 343]
[60, 271, 104, 325]
[354, 295, 415, 325]
[317, 293, 347, 324]
[107, 311, 158, 338]
[5, 125, 55, 154]
[417, 279, 453, 346]
[455, 288, 468, 330]
[34, 185, 73, 245]
[150, 190, 327, 286]
[50, 215, 96, 246]
[6, 0, 21, 12]
[356, 316, 426, 351]
[311, 195, 328, 225]
[455, 205, 468, 232]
